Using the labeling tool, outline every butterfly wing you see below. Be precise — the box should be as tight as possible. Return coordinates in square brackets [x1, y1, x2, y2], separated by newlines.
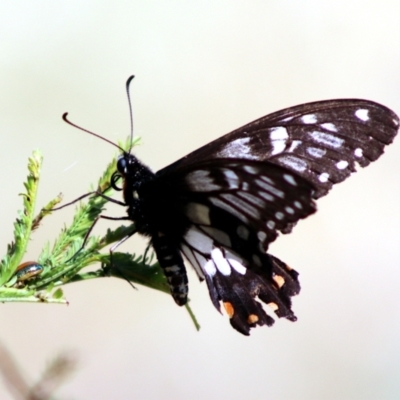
[163, 99, 399, 199]
[155, 158, 316, 334]
[147, 99, 398, 334]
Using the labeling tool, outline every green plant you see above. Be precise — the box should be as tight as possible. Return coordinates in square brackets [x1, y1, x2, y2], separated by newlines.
[0, 140, 199, 330]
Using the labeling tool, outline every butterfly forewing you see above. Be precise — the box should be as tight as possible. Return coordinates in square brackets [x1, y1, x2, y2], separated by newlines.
[164, 99, 398, 199]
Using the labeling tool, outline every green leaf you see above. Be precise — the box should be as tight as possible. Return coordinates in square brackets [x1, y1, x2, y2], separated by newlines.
[0, 151, 43, 286]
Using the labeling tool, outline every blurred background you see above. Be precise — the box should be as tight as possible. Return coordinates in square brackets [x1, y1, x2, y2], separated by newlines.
[0, 1, 400, 399]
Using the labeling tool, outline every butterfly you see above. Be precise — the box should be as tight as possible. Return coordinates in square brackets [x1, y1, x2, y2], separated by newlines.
[66, 79, 399, 335]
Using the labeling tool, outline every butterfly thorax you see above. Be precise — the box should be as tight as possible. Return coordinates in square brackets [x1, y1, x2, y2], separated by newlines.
[116, 153, 191, 241]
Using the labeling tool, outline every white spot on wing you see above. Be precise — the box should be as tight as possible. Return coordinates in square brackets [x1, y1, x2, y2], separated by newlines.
[309, 131, 344, 148]
[221, 168, 240, 189]
[285, 206, 294, 214]
[294, 201, 302, 209]
[259, 175, 274, 185]
[212, 248, 231, 276]
[336, 160, 348, 170]
[283, 174, 297, 186]
[229, 258, 247, 275]
[258, 191, 275, 202]
[301, 114, 317, 124]
[270, 127, 289, 156]
[267, 220, 275, 229]
[243, 165, 259, 174]
[257, 231, 267, 242]
[307, 147, 327, 158]
[278, 155, 307, 172]
[237, 191, 266, 207]
[275, 212, 284, 220]
[288, 140, 301, 153]
[186, 170, 220, 191]
[354, 148, 363, 158]
[221, 193, 261, 219]
[204, 260, 217, 277]
[319, 172, 330, 183]
[255, 179, 285, 198]
[355, 109, 369, 121]
[271, 141, 286, 156]
[270, 126, 288, 140]
[223, 169, 238, 180]
[321, 123, 338, 132]
[218, 137, 257, 160]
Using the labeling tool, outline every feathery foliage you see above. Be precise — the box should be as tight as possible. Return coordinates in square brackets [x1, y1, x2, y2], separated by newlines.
[0, 142, 199, 330]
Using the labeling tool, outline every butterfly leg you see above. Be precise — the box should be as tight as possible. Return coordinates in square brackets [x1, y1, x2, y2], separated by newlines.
[51, 185, 126, 211]
[65, 214, 131, 265]
[104, 223, 139, 284]
[51, 191, 97, 211]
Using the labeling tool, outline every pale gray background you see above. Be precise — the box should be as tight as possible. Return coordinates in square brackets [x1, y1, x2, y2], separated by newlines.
[0, 1, 400, 399]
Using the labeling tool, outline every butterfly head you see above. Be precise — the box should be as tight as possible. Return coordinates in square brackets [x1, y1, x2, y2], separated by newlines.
[116, 152, 141, 177]
[112, 151, 154, 191]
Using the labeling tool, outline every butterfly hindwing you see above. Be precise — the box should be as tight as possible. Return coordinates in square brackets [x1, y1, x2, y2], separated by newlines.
[181, 226, 302, 335]
[165, 159, 316, 333]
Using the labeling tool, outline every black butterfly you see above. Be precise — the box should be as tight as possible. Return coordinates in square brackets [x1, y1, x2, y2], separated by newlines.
[66, 82, 399, 335]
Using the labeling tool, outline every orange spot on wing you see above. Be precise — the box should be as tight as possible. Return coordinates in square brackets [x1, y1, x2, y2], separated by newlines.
[273, 274, 285, 288]
[223, 302, 234, 318]
[247, 314, 259, 324]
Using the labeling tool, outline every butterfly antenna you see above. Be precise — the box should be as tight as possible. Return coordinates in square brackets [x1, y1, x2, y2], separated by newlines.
[126, 75, 135, 154]
[62, 113, 125, 153]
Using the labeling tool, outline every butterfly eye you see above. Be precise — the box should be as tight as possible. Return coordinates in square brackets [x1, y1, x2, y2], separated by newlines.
[117, 155, 127, 174]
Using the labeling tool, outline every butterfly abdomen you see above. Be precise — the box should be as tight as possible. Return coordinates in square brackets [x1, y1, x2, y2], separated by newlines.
[151, 232, 188, 305]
